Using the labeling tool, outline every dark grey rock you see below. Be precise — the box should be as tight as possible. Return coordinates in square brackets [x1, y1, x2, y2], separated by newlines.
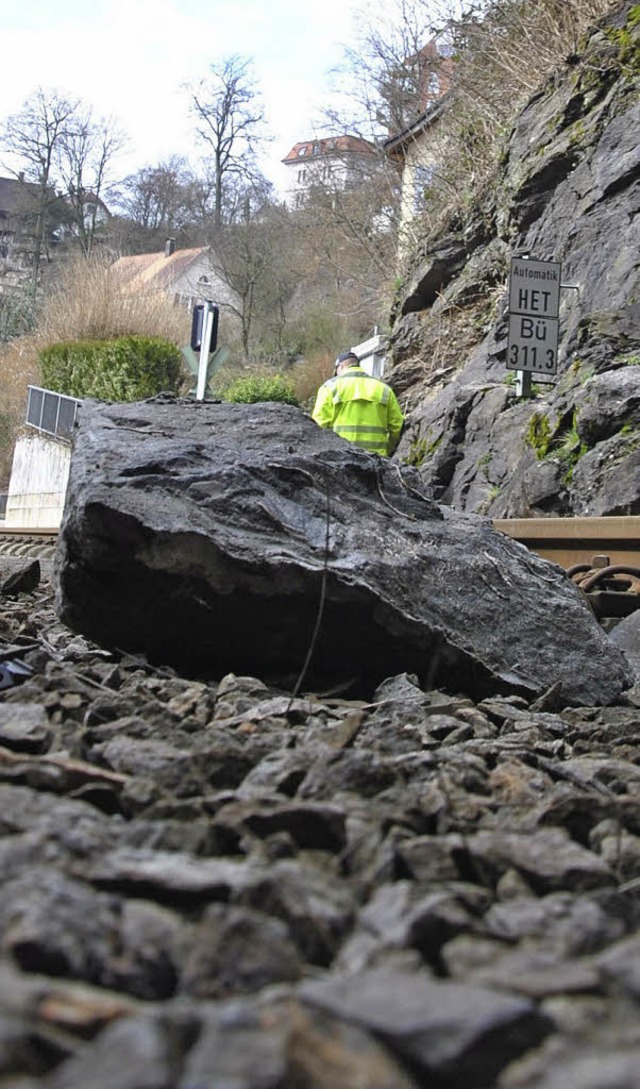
[1, 560, 41, 597]
[178, 1003, 288, 1089]
[396, 834, 467, 883]
[270, 998, 422, 1088]
[2, 564, 640, 1086]
[570, 434, 640, 516]
[608, 609, 640, 682]
[507, 1049, 640, 1089]
[297, 748, 402, 799]
[467, 829, 615, 893]
[180, 904, 303, 997]
[103, 898, 184, 999]
[85, 848, 263, 903]
[54, 398, 631, 706]
[337, 881, 473, 973]
[457, 947, 601, 999]
[597, 933, 640, 999]
[300, 967, 553, 1087]
[218, 799, 347, 852]
[239, 858, 356, 966]
[0, 704, 52, 753]
[0, 869, 120, 983]
[41, 1013, 186, 1089]
[483, 892, 628, 955]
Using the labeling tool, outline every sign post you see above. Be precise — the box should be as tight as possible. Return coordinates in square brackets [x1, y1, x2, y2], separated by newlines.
[190, 302, 220, 401]
[507, 257, 561, 393]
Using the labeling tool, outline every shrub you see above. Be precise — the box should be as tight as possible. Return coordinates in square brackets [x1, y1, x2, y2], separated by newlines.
[0, 293, 37, 344]
[38, 336, 185, 401]
[221, 373, 299, 406]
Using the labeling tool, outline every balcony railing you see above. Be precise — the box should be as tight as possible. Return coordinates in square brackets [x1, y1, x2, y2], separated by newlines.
[26, 385, 81, 441]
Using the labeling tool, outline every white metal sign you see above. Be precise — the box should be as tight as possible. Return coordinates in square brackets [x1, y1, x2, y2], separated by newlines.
[507, 257, 561, 375]
[507, 314, 559, 374]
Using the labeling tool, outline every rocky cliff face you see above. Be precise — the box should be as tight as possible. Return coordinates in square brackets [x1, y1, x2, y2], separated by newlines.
[390, 0, 640, 518]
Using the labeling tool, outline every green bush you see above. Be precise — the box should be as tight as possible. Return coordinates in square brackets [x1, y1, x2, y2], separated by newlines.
[38, 336, 184, 401]
[221, 374, 299, 406]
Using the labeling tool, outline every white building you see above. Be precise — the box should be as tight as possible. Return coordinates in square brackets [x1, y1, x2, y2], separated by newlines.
[111, 239, 240, 314]
[383, 95, 449, 255]
[383, 35, 455, 257]
[281, 135, 378, 210]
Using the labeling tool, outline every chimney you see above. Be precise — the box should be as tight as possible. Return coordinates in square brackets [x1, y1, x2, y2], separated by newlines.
[165, 238, 175, 257]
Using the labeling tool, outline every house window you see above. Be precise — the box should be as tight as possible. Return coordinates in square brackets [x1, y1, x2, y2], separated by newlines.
[198, 275, 210, 285]
[436, 33, 455, 58]
[427, 73, 440, 97]
[297, 169, 307, 183]
[413, 164, 434, 212]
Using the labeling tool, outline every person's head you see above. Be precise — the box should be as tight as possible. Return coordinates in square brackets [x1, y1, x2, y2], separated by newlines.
[334, 351, 359, 375]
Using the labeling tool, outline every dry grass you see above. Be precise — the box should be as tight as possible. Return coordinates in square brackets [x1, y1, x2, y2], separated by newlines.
[414, 0, 617, 230]
[37, 253, 191, 345]
[290, 352, 336, 408]
[393, 296, 495, 406]
[0, 252, 192, 490]
[0, 338, 41, 488]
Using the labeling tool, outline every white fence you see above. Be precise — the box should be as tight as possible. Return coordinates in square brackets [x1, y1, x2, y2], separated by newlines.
[4, 386, 81, 528]
[351, 330, 387, 378]
[26, 385, 81, 439]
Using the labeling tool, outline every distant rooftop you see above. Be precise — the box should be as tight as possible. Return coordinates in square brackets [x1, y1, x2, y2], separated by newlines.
[111, 245, 209, 292]
[282, 135, 376, 165]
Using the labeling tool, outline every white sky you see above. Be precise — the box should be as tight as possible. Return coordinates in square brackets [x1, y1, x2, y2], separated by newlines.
[0, 0, 365, 196]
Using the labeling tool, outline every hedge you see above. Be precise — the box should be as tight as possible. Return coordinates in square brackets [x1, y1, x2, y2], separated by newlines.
[38, 336, 184, 402]
[222, 374, 299, 406]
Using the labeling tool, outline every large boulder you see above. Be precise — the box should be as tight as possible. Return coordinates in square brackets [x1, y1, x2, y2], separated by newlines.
[55, 398, 630, 706]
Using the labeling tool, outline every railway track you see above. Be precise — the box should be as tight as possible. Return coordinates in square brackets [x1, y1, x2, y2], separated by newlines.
[0, 527, 58, 582]
[0, 526, 58, 559]
[1, 517, 639, 618]
[492, 516, 639, 570]
[493, 516, 640, 620]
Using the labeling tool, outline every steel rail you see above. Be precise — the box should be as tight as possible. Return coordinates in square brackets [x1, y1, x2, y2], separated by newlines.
[0, 527, 59, 538]
[492, 516, 639, 569]
[0, 526, 59, 562]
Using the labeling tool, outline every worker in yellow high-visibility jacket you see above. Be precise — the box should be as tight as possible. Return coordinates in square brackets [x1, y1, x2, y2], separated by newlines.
[311, 351, 404, 456]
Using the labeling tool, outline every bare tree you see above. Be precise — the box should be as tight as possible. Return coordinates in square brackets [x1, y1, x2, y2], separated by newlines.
[414, 0, 617, 217]
[185, 56, 267, 229]
[291, 177, 396, 333]
[205, 178, 298, 361]
[55, 108, 126, 255]
[321, 0, 614, 266]
[0, 88, 79, 284]
[329, 0, 473, 139]
[113, 157, 200, 245]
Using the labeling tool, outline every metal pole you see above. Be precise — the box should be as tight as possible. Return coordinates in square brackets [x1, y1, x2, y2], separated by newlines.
[196, 303, 214, 401]
[516, 370, 532, 397]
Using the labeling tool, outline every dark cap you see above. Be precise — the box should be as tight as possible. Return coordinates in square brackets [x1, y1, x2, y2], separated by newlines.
[334, 351, 359, 372]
